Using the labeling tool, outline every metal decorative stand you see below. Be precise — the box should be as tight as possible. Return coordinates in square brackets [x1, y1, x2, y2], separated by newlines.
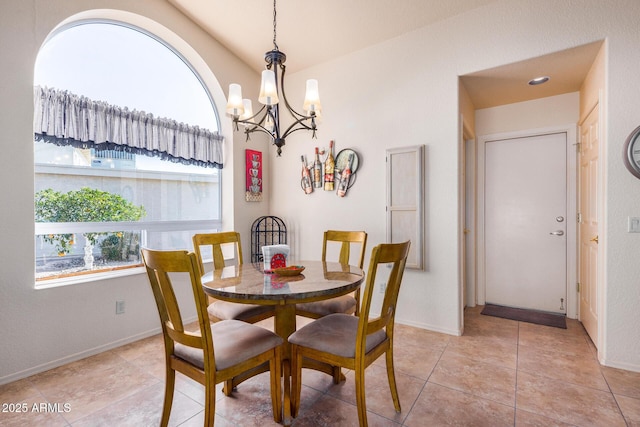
[251, 216, 287, 263]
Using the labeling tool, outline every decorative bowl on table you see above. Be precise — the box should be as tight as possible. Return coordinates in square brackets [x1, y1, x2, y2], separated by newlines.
[273, 265, 305, 276]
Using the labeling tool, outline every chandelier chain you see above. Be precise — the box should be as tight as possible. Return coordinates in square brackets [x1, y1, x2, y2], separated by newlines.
[272, 0, 279, 50]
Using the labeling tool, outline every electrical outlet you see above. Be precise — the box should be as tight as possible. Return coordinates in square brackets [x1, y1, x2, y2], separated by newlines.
[628, 217, 640, 233]
[379, 283, 386, 293]
[116, 300, 125, 314]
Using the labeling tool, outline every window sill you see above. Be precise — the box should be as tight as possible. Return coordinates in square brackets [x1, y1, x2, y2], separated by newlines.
[35, 264, 146, 289]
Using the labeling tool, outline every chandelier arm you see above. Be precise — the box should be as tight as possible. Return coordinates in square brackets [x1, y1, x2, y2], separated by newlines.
[276, 62, 311, 121]
[241, 122, 279, 140]
[282, 123, 318, 140]
[233, 107, 271, 135]
[235, 104, 267, 125]
[281, 115, 317, 140]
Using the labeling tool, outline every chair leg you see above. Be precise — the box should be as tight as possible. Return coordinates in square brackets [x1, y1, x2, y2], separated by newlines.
[161, 368, 176, 427]
[203, 378, 216, 427]
[290, 345, 301, 418]
[354, 366, 368, 427]
[222, 379, 234, 396]
[385, 349, 401, 413]
[332, 365, 342, 384]
[270, 347, 283, 423]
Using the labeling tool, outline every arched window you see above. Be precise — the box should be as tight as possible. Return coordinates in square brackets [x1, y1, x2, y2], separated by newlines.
[34, 21, 223, 285]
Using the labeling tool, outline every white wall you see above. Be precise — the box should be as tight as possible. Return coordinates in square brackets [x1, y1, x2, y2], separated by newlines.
[1, 0, 639, 384]
[0, 0, 269, 384]
[270, 0, 640, 370]
[475, 92, 580, 136]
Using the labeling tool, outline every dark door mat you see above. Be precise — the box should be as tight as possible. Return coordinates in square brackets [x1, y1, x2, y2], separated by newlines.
[481, 304, 567, 329]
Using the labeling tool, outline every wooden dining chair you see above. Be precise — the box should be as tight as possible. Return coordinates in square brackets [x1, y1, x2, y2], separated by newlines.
[296, 230, 368, 318]
[193, 232, 275, 323]
[289, 241, 411, 427]
[141, 248, 283, 426]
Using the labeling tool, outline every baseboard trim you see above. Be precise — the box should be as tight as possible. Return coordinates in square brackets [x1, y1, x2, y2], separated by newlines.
[396, 317, 461, 336]
[601, 358, 640, 374]
[1, 314, 202, 386]
[0, 327, 163, 386]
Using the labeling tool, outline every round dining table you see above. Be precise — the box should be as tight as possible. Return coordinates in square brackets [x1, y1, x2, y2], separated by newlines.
[201, 260, 365, 424]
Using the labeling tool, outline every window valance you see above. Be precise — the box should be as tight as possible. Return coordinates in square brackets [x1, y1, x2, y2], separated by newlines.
[33, 86, 224, 169]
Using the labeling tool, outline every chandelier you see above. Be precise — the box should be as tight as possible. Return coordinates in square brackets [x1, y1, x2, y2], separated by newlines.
[225, 0, 322, 156]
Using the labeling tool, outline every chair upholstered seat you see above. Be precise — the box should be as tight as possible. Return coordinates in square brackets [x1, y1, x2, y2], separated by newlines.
[295, 295, 357, 318]
[289, 313, 386, 358]
[207, 301, 274, 324]
[176, 320, 283, 371]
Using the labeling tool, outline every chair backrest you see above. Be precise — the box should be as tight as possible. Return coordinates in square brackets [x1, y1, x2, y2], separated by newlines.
[141, 248, 215, 371]
[357, 241, 411, 340]
[192, 232, 243, 274]
[322, 230, 368, 269]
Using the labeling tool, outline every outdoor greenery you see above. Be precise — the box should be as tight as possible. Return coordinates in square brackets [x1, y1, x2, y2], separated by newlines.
[35, 187, 146, 257]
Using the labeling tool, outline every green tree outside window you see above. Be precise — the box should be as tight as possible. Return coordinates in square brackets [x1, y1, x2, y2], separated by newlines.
[35, 187, 146, 269]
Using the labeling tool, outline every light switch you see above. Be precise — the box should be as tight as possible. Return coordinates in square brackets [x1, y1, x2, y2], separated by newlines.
[628, 217, 640, 233]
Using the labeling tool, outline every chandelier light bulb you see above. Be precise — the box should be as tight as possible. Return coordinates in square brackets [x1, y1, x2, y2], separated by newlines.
[239, 99, 255, 123]
[303, 79, 321, 114]
[226, 83, 244, 116]
[259, 70, 279, 105]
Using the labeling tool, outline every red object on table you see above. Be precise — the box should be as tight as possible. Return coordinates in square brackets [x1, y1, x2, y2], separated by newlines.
[270, 253, 286, 270]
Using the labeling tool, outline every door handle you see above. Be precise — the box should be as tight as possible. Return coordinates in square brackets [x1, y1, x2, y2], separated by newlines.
[590, 235, 599, 244]
[549, 230, 564, 236]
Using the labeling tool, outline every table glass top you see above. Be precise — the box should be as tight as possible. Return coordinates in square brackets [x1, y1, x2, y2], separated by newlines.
[201, 261, 364, 303]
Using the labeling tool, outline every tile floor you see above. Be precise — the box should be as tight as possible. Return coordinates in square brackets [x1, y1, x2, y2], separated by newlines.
[1, 306, 639, 426]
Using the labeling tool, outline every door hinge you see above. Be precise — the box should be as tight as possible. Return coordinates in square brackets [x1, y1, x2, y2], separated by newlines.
[577, 212, 582, 223]
[576, 282, 580, 292]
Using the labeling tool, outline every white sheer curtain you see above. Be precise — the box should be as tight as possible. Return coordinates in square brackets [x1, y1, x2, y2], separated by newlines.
[33, 86, 224, 168]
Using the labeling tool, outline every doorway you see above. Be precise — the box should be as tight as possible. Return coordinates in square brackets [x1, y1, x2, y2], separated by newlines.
[477, 126, 577, 317]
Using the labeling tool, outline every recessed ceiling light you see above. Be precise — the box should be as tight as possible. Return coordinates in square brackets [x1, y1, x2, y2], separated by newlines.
[528, 76, 550, 86]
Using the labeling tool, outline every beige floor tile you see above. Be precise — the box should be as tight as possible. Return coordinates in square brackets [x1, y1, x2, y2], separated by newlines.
[112, 334, 163, 362]
[0, 378, 41, 403]
[514, 409, 576, 426]
[293, 393, 400, 427]
[616, 394, 640, 426]
[212, 373, 286, 427]
[4, 308, 639, 426]
[603, 366, 640, 399]
[0, 395, 70, 427]
[326, 363, 424, 424]
[446, 334, 518, 370]
[298, 366, 341, 393]
[517, 345, 608, 390]
[372, 340, 442, 380]
[404, 382, 514, 427]
[29, 351, 159, 423]
[463, 312, 520, 342]
[516, 371, 626, 427]
[430, 351, 516, 406]
[518, 323, 593, 358]
[71, 382, 202, 427]
[393, 323, 451, 352]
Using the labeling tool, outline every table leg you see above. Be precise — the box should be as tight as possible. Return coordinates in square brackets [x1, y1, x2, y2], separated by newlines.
[274, 304, 296, 424]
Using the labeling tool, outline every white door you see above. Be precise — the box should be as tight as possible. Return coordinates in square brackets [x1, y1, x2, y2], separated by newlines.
[579, 106, 599, 346]
[484, 132, 567, 313]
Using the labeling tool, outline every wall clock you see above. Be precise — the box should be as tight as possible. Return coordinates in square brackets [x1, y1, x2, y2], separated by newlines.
[623, 125, 640, 179]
